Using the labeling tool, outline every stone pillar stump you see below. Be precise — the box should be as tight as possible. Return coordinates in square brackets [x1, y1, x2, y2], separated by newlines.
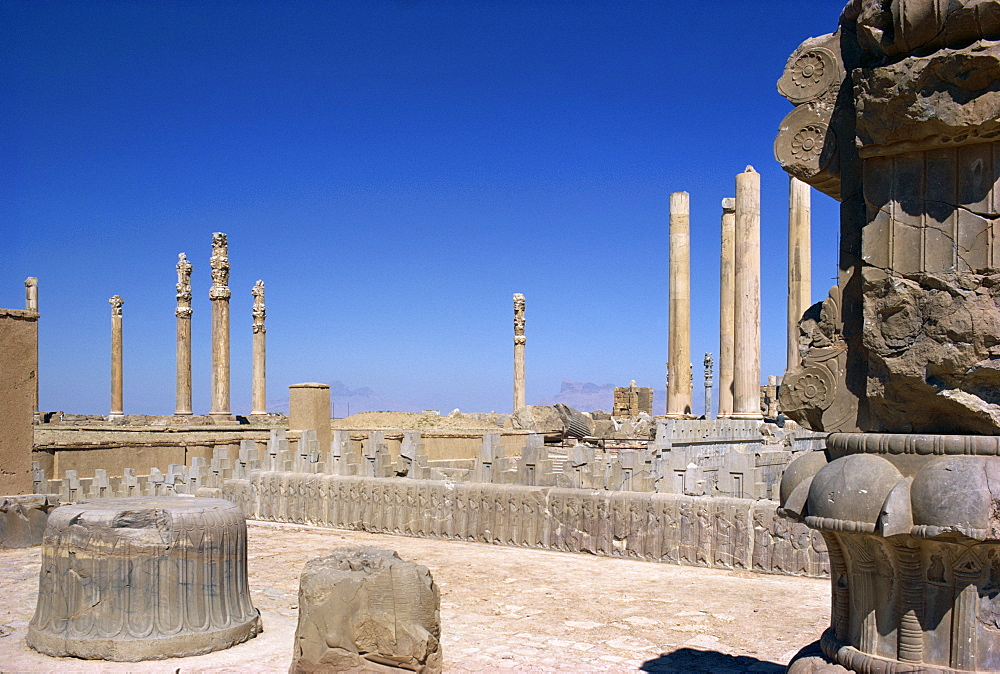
[27, 496, 261, 661]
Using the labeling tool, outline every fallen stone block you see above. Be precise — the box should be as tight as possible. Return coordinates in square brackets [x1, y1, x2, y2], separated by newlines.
[291, 546, 441, 673]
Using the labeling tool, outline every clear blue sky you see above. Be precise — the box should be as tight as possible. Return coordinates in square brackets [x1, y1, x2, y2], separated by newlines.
[3, 0, 848, 415]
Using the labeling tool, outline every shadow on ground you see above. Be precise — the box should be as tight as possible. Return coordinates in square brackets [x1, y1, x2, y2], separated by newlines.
[641, 648, 785, 673]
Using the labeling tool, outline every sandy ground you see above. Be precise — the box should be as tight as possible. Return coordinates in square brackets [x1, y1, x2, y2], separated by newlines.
[0, 521, 829, 672]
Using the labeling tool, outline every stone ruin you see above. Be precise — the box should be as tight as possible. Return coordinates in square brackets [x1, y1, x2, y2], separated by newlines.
[775, 1, 1000, 671]
[27, 496, 261, 661]
[613, 381, 654, 417]
[290, 547, 441, 673]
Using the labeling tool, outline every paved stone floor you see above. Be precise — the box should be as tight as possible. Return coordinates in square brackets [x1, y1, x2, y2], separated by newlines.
[0, 520, 829, 672]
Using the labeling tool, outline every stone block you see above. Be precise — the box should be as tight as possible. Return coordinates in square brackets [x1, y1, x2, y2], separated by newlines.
[0, 494, 58, 548]
[290, 547, 441, 673]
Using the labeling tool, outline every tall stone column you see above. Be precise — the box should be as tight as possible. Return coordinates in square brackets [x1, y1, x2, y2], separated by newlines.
[174, 253, 193, 416]
[209, 233, 232, 419]
[703, 353, 714, 419]
[512, 293, 525, 411]
[733, 167, 763, 420]
[251, 280, 267, 415]
[109, 295, 124, 419]
[666, 191, 692, 418]
[25, 277, 39, 423]
[787, 176, 811, 370]
[718, 198, 736, 418]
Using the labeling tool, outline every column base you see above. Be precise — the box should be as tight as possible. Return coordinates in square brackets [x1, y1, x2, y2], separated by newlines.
[208, 413, 239, 425]
[250, 410, 267, 416]
[173, 410, 193, 416]
[729, 412, 764, 421]
[786, 640, 850, 674]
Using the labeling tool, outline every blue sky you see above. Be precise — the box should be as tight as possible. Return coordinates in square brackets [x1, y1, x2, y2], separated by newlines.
[3, 0, 848, 415]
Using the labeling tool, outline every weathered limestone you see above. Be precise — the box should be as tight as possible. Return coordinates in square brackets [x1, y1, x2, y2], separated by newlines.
[733, 168, 763, 421]
[251, 280, 266, 415]
[667, 191, 693, 418]
[226, 473, 829, 579]
[512, 292, 525, 411]
[776, 3, 1000, 671]
[108, 295, 124, 419]
[174, 253, 193, 416]
[788, 177, 811, 372]
[27, 497, 261, 660]
[25, 277, 39, 423]
[718, 198, 737, 418]
[290, 547, 442, 673]
[0, 494, 58, 548]
[209, 233, 232, 419]
[703, 353, 714, 420]
[289, 383, 331, 452]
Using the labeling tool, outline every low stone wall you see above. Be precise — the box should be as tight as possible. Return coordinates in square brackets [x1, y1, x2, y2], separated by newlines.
[220, 472, 830, 579]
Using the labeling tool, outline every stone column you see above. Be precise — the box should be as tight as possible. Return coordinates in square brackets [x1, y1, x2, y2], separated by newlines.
[787, 176, 811, 371]
[703, 353, 714, 419]
[718, 198, 736, 418]
[209, 233, 232, 418]
[174, 253, 193, 416]
[251, 280, 266, 415]
[666, 191, 692, 418]
[733, 167, 763, 420]
[109, 295, 124, 419]
[513, 293, 525, 411]
[24, 277, 39, 423]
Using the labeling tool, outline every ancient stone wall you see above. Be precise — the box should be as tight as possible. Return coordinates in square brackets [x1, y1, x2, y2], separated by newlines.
[218, 473, 828, 578]
[1, 308, 38, 495]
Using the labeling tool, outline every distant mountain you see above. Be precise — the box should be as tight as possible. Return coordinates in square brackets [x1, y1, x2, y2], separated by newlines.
[533, 380, 616, 412]
[266, 380, 422, 417]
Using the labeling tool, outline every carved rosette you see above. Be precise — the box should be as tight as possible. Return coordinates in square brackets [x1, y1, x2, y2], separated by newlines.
[27, 497, 261, 660]
[109, 295, 123, 316]
[252, 280, 266, 334]
[513, 293, 525, 345]
[774, 34, 846, 200]
[175, 252, 193, 319]
[778, 285, 858, 432]
[209, 232, 231, 301]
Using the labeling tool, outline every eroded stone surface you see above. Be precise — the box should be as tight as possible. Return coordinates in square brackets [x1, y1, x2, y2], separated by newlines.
[290, 546, 441, 673]
[27, 496, 261, 661]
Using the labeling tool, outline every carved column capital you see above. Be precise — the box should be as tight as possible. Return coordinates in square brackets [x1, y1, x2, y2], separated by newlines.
[109, 295, 124, 316]
[209, 232, 231, 301]
[252, 280, 266, 334]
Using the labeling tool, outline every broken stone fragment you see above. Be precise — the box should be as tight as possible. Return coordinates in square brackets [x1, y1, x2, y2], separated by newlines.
[290, 546, 441, 673]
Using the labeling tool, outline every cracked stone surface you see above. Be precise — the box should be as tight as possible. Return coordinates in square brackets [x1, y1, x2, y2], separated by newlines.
[0, 520, 830, 672]
[290, 546, 441, 673]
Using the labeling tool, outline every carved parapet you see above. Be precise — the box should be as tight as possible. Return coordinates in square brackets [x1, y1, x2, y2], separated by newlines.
[782, 436, 1000, 672]
[27, 497, 261, 661]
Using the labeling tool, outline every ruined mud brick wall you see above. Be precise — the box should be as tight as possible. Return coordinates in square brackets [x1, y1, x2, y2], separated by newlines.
[218, 473, 829, 579]
[32, 425, 276, 479]
[612, 386, 653, 416]
[1, 308, 38, 495]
